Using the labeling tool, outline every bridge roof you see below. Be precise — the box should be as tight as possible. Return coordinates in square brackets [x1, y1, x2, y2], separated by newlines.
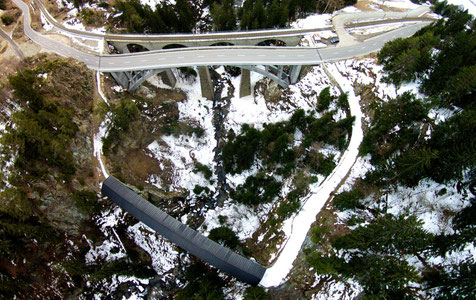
[101, 176, 266, 285]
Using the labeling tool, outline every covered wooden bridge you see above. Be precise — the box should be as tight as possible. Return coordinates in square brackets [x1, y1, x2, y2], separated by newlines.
[101, 176, 266, 285]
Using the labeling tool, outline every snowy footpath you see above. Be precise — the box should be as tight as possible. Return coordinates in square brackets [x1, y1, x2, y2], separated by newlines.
[260, 63, 364, 287]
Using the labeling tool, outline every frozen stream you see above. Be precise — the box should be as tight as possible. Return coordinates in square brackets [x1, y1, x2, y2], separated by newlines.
[260, 63, 364, 287]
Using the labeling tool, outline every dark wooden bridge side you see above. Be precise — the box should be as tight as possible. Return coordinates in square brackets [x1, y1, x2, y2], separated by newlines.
[101, 176, 266, 285]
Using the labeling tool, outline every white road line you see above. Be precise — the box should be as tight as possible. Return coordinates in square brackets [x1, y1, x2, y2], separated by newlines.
[258, 54, 266, 57]
[197, 55, 205, 58]
[177, 56, 184, 59]
[141, 59, 148, 62]
[237, 54, 245, 57]
[297, 54, 305, 57]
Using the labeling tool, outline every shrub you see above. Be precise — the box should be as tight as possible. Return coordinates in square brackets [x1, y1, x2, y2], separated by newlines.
[317, 155, 335, 176]
[162, 121, 205, 138]
[101, 99, 139, 155]
[1, 15, 14, 26]
[97, 2, 109, 8]
[289, 109, 307, 131]
[193, 162, 213, 180]
[72, 189, 101, 215]
[337, 92, 350, 111]
[333, 188, 364, 211]
[222, 124, 262, 174]
[3, 69, 78, 178]
[193, 185, 210, 195]
[277, 190, 301, 219]
[244, 286, 270, 300]
[208, 226, 240, 249]
[277, 201, 299, 218]
[311, 224, 330, 244]
[231, 172, 281, 206]
[176, 262, 225, 300]
[317, 87, 334, 112]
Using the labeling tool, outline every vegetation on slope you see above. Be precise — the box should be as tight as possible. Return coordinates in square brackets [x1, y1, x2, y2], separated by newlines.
[306, 2, 476, 298]
[0, 56, 159, 298]
[223, 89, 353, 211]
[0, 56, 98, 298]
[107, 0, 357, 34]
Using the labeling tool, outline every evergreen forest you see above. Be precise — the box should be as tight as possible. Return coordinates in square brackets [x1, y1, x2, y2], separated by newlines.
[306, 2, 476, 298]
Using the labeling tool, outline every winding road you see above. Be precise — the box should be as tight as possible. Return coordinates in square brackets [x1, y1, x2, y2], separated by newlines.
[13, 0, 431, 72]
[0, 27, 24, 59]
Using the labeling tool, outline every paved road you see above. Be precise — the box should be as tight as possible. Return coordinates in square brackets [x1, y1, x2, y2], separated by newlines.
[33, 0, 331, 42]
[33, 0, 430, 45]
[94, 22, 430, 72]
[0, 27, 24, 59]
[14, 0, 431, 72]
[332, 5, 430, 46]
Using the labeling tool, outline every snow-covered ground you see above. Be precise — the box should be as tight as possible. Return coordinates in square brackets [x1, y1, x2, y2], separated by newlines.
[144, 70, 216, 193]
[370, 0, 421, 10]
[446, 0, 476, 16]
[291, 13, 332, 29]
[348, 22, 407, 35]
[141, 0, 175, 9]
[260, 62, 364, 287]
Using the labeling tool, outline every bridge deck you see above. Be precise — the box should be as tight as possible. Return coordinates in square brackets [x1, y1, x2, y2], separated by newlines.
[101, 176, 266, 285]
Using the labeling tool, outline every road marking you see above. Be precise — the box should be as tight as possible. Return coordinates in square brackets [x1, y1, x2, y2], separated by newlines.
[108, 62, 114, 65]
[141, 59, 148, 62]
[125, 61, 131, 64]
[237, 54, 245, 57]
[278, 54, 286, 57]
[297, 54, 305, 57]
[258, 54, 266, 57]
[361, 46, 366, 50]
[217, 54, 225, 57]
[197, 55, 205, 58]
[177, 56, 184, 59]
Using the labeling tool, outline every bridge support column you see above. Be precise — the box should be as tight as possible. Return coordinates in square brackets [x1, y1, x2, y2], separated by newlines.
[198, 66, 214, 100]
[110, 72, 132, 89]
[277, 65, 284, 81]
[290, 65, 302, 84]
[160, 69, 176, 87]
[239, 68, 251, 98]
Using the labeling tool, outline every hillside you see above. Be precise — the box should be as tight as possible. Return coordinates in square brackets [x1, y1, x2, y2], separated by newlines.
[0, 0, 474, 299]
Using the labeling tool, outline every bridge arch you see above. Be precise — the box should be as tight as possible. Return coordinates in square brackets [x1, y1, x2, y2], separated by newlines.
[256, 39, 287, 46]
[162, 43, 187, 49]
[127, 43, 150, 53]
[210, 42, 235, 47]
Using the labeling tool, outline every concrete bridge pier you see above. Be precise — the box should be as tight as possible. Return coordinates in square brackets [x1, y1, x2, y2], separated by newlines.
[110, 71, 133, 90]
[160, 69, 177, 88]
[198, 66, 214, 100]
[290, 65, 302, 84]
[110, 69, 175, 92]
[239, 68, 251, 98]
